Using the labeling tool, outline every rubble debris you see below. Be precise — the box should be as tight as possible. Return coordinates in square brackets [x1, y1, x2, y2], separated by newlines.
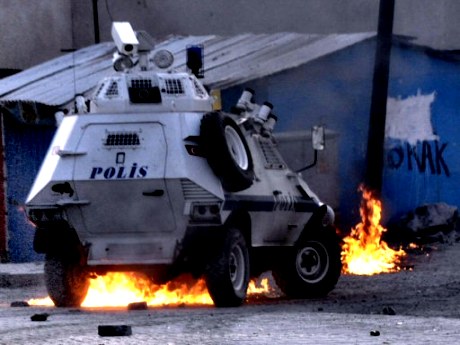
[31, 313, 49, 322]
[387, 203, 458, 245]
[382, 306, 396, 315]
[98, 325, 132, 337]
[127, 301, 148, 310]
[370, 330, 380, 336]
[10, 301, 29, 307]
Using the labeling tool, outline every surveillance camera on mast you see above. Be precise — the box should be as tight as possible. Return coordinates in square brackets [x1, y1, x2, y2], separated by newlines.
[111, 22, 139, 71]
[111, 22, 174, 71]
[112, 22, 139, 56]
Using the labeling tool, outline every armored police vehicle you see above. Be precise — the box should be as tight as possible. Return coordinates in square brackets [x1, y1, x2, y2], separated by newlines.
[25, 22, 341, 307]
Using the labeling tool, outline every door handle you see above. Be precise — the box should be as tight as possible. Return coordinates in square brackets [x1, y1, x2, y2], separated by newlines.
[56, 150, 87, 157]
[56, 199, 90, 206]
[142, 190, 164, 197]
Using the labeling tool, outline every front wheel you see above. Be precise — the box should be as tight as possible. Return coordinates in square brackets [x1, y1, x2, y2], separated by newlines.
[205, 228, 250, 307]
[273, 227, 341, 298]
[44, 254, 89, 307]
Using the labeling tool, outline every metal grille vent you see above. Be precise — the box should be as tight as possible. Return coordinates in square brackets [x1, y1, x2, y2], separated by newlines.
[181, 179, 219, 201]
[162, 78, 184, 95]
[95, 82, 105, 97]
[259, 139, 286, 169]
[105, 132, 140, 146]
[105, 81, 119, 97]
[131, 79, 153, 88]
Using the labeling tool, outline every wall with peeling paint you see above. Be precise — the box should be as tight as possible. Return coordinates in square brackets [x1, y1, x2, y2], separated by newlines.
[383, 45, 460, 224]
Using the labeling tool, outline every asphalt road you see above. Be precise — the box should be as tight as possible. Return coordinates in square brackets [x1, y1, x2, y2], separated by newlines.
[1, 242, 460, 344]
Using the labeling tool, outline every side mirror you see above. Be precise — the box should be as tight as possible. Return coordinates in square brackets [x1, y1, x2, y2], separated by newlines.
[312, 125, 325, 151]
[296, 125, 325, 173]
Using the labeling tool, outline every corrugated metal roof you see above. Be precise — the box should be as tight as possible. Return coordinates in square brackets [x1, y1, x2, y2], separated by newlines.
[0, 42, 115, 107]
[0, 32, 375, 108]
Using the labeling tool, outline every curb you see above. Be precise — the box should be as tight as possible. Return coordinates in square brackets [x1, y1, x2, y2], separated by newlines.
[0, 263, 45, 288]
[0, 273, 44, 288]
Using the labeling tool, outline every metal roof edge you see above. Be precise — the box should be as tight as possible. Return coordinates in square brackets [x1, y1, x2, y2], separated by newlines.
[204, 32, 376, 89]
[0, 42, 115, 98]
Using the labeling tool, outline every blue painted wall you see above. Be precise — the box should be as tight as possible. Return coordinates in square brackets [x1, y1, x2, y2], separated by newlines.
[3, 116, 54, 262]
[222, 39, 460, 231]
[383, 46, 460, 224]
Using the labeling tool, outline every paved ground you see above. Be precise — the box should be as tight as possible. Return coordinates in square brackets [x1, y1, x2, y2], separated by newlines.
[1, 299, 460, 344]
[1, 242, 460, 344]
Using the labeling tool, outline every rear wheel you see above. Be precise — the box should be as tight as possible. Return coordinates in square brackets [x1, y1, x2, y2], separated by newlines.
[205, 228, 250, 307]
[273, 227, 341, 298]
[44, 253, 89, 307]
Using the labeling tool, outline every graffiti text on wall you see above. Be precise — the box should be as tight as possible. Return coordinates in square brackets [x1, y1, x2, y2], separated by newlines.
[386, 141, 450, 177]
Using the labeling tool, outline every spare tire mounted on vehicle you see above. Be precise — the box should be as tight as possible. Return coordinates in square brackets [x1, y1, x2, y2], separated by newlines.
[200, 112, 254, 192]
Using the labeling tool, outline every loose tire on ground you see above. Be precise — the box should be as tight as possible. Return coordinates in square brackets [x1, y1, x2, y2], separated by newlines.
[205, 228, 250, 307]
[200, 112, 254, 192]
[273, 227, 341, 298]
[44, 254, 89, 307]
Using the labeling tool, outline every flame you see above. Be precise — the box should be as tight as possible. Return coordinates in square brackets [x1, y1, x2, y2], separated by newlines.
[84, 272, 215, 307]
[247, 277, 271, 294]
[29, 273, 212, 307]
[408, 242, 418, 249]
[28, 296, 53, 306]
[341, 185, 406, 275]
[29, 273, 274, 308]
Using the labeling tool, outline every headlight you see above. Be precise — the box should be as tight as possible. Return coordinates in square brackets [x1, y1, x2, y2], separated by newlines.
[321, 205, 335, 227]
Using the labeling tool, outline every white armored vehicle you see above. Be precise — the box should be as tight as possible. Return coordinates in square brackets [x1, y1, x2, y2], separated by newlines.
[25, 22, 341, 307]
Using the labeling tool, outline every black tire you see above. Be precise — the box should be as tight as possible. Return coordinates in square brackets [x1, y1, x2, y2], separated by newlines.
[200, 112, 254, 192]
[44, 254, 89, 307]
[205, 228, 250, 307]
[273, 227, 341, 298]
